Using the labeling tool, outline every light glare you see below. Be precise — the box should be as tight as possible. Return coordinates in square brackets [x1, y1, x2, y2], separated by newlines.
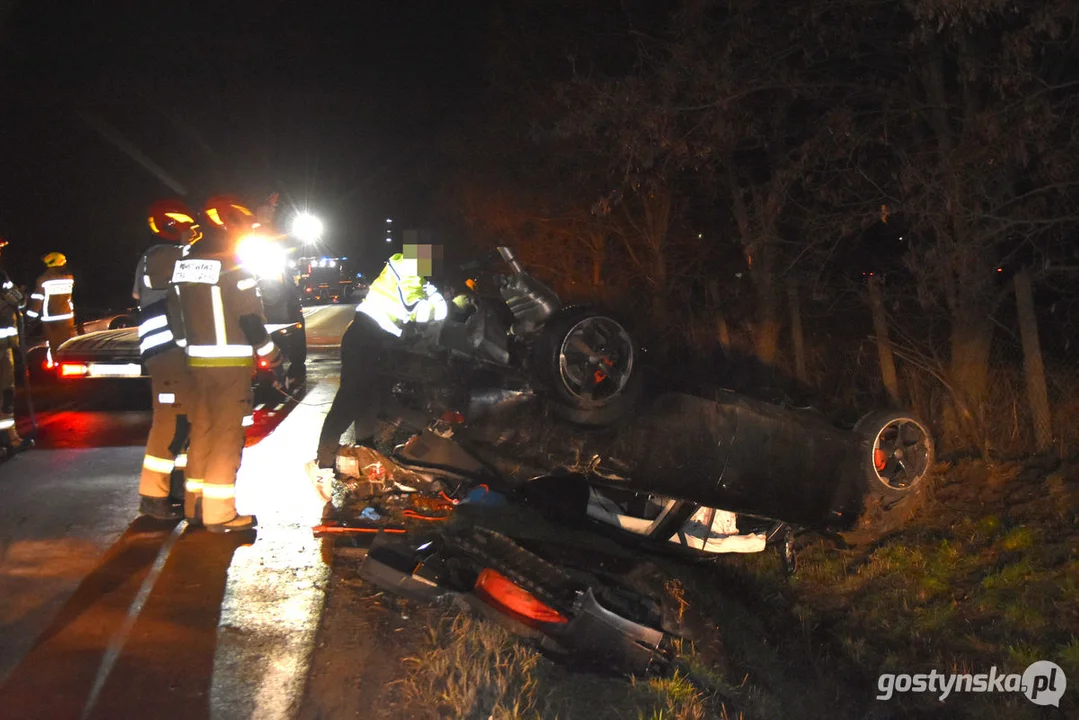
[291, 212, 325, 243]
[237, 234, 287, 278]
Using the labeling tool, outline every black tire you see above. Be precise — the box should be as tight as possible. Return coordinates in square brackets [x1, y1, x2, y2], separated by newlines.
[853, 410, 934, 502]
[533, 306, 643, 426]
[108, 315, 135, 330]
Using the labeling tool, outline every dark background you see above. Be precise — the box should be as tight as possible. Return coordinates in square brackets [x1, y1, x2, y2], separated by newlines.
[0, 0, 494, 309]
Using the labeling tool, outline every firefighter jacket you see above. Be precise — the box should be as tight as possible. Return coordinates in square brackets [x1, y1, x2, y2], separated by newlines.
[26, 266, 75, 323]
[133, 243, 186, 361]
[167, 251, 280, 368]
[357, 253, 447, 337]
[0, 270, 22, 343]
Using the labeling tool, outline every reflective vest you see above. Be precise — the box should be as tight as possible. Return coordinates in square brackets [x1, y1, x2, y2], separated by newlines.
[133, 244, 185, 360]
[357, 254, 447, 336]
[0, 271, 21, 341]
[167, 251, 278, 368]
[26, 267, 74, 322]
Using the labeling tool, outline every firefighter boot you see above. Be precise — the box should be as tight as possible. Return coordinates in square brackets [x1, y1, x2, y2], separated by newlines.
[184, 493, 203, 527]
[139, 495, 183, 521]
[206, 514, 258, 534]
[0, 412, 22, 450]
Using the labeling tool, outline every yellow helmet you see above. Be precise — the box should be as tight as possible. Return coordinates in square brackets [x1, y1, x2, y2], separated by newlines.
[43, 252, 67, 268]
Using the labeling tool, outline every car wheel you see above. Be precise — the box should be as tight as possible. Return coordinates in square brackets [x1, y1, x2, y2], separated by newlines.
[534, 307, 643, 426]
[854, 410, 934, 502]
[108, 315, 135, 330]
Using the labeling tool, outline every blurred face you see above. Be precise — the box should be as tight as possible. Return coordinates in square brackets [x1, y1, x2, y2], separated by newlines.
[401, 243, 443, 278]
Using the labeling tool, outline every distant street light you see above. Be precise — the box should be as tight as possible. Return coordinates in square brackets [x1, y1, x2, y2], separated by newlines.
[292, 212, 324, 244]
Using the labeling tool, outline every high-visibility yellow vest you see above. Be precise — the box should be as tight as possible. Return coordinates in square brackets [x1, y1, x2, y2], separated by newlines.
[357, 254, 447, 336]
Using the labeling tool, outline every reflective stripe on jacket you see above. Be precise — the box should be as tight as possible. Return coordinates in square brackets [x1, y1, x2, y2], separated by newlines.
[0, 271, 20, 338]
[26, 267, 74, 322]
[167, 252, 274, 368]
[134, 244, 185, 360]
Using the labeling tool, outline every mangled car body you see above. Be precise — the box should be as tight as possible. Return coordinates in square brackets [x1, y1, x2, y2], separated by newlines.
[369, 245, 934, 555]
[319, 246, 934, 674]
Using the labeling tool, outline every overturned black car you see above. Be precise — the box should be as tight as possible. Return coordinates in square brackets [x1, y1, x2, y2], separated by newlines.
[319, 246, 935, 676]
[365, 245, 934, 554]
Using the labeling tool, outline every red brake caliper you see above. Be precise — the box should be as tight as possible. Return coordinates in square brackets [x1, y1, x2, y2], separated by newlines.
[592, 357, 614, 385]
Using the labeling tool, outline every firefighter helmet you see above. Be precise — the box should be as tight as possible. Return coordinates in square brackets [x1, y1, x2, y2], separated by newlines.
[43, 252, 67, 267]
[202, 195, 255, 233]
[148, 199, 198, 243]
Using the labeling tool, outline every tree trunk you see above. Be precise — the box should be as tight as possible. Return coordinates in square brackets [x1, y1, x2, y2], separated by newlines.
[787, 279, 808, 385]
[716, 314, 732, 356]
[752, 249, 781, 367]
[642, 190, 671, 326]
[949, 312, 994, 451]
[592, 234, 605, 288]
[1014, 269, 1053, 452]
[867, 276, 901, 407]
[708, 281, 732, 356]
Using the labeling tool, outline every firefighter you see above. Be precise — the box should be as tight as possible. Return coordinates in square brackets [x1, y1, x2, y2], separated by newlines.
[308, 244, 447, 480]
[0, 239, 26, 449]
[133, 200, 201, 521]
[25, 252, 76, 364]
[168, 196, 282, 533]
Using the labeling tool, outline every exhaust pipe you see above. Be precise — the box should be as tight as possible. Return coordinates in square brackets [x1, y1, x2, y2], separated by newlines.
[496, 247, 523, 275]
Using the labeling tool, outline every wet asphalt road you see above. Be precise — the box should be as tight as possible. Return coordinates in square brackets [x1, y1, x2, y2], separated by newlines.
[0, 303, 354, 719]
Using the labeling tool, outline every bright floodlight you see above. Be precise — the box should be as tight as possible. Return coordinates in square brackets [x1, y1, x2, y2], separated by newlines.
[236, 233, 287, 278]
[292, 212, 324, 243]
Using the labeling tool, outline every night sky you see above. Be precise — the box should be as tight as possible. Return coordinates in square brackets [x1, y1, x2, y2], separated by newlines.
[0, 0, 492, 309]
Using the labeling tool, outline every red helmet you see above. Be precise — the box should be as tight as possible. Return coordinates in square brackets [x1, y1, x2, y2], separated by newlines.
[148, 199, 198, 242]
[203, 195, 255, 233]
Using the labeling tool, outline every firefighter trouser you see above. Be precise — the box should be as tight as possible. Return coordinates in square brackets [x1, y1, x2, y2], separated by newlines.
[316, 313, 389, 468]
[0, 339, 14, 395]
[138, 349, 192, 501]
[43, 318, 76, 362]
[185, 365, 254, 525]
[0, 339, 16, 445]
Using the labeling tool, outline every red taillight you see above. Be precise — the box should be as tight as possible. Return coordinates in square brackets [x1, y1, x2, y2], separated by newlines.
[439, 410, 465, 424]
[42, 359, 55, 371]
[258, 358, 269, 369]
[60, 363, 89, 377]
[474, 568, 568, 625]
